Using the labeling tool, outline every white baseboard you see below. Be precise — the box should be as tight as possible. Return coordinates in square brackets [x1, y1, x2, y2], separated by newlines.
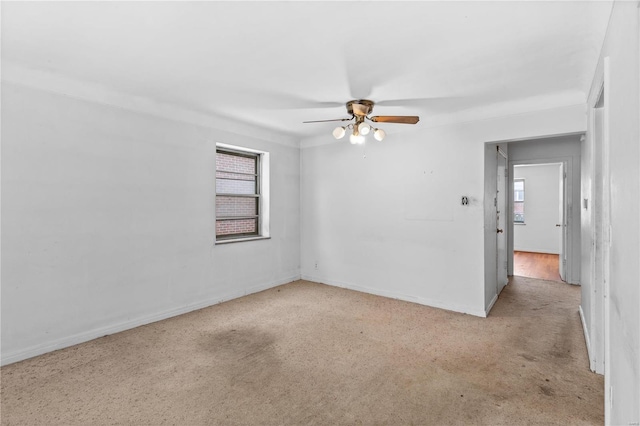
[300, 274, 486, 317]
[485, 293, 499, 317]
[578, 304, 594, 372]
[1, 274, 301, 366]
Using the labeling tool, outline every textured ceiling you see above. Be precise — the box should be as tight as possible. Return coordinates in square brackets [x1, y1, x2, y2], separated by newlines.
[1, 1, 613, 140]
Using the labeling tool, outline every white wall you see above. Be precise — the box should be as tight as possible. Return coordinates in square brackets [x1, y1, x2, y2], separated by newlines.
[513, 164, 562, 254]
[507, 135, 582, 284]
[300, 104, 586, 318]
[583, 1, 640, 423]
[1, 82, 301, 365]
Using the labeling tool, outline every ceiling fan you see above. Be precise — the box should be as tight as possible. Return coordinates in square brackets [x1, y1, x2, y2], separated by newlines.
[303, 99, 419, 144]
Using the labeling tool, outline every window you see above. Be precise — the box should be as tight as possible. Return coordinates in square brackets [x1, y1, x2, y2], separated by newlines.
[215, 144, 269, 242]
[514, 178, 525, 223]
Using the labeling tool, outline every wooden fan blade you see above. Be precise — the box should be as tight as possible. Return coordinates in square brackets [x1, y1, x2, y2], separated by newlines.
[303, 118, 352, 124]
[370, 116, 420, 124]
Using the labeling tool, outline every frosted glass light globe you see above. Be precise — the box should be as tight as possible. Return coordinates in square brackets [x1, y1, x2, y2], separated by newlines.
[358, 122, 371, 135]
[332, 126, 346, 139]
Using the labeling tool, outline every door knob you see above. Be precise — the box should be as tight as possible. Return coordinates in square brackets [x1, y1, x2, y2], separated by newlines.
[497, 228, 504, 233]
[556, 224, 562, 227]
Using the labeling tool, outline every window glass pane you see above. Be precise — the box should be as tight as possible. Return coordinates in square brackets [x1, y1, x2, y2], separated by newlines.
[514, 180, 525, 223]
[216, 196, 257, 217]
[514, 179, 525, 222]
[215, 147, 264, 241]
[514, 179, 525, 202]
[216, 152, 256, 175]
[514, 202, 524, 215]
[216, 178, 256, 195]
[215, 171, 255, 181]
[216, 218, 257, 236]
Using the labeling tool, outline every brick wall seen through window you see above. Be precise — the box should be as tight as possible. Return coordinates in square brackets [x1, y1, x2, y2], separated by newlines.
[215, 150, 260, 240]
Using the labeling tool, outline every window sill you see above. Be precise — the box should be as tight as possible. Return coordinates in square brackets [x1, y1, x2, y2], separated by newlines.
[514, 223, 526, 226]
[215, 236, 271, 245]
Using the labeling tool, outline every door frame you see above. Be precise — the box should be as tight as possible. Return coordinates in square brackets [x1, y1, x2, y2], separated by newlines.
[559, 162, 567, 281]
[483, 133, 581, 317]
[496, 147, 508, 295]
[507, 157, 573, 283]
[586, 56, 610, 409]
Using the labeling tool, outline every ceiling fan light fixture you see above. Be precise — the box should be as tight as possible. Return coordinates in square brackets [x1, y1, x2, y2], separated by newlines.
[350, 128, 365, 145]
[332, 126, 346, 139]
[303, 100, 418, 145]
[358, 122, 371, 136]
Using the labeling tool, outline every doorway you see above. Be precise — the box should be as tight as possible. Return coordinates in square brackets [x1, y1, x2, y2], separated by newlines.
[512, 162, 566, 283]
[504, 135, 581, 287]
[483, 135, 581, 316]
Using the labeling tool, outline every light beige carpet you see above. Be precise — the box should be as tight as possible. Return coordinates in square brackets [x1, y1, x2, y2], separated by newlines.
[1, 277, 603, 425]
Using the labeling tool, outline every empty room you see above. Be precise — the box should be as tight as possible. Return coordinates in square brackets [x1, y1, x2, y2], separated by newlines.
[1, 1, 638, 425]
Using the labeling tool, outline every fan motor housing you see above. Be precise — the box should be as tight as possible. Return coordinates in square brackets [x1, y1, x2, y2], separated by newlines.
[346, 99, 374, 116]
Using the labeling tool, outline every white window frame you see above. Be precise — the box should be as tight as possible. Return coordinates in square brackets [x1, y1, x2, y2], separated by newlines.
[215, 143, 270, 244]
[514, 178, 525, 224]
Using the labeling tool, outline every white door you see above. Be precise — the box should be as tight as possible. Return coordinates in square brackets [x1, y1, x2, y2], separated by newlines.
[496, 149, 508, 294]
[558, 163, 567, 281]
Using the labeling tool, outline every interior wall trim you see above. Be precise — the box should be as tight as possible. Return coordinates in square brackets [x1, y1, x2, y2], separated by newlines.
[0, 274, 301, 367]
[485, 293, 499, 317]
[300, 275, 487, 318]
[579, 304, 596, 373]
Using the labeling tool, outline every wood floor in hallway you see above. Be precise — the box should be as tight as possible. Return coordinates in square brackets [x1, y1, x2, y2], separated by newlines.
[514, 250, 563, 282]
[1, 278, 602, 425]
